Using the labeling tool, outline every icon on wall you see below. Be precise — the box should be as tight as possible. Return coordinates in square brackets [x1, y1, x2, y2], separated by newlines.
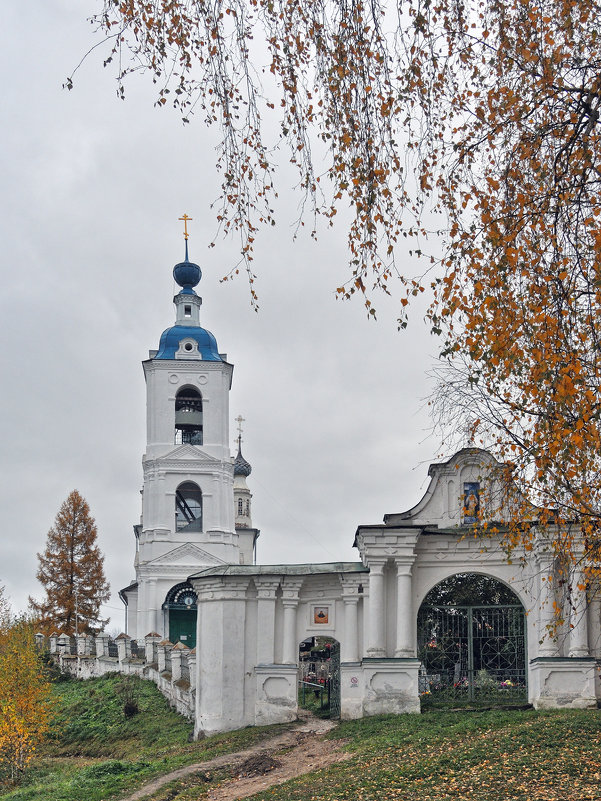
[463, 482, 480, 523]
[313, 606, 329, 625]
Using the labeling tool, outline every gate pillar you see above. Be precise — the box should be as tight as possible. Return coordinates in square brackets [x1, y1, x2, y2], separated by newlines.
[254, 578, 280, 664]
[193, 576, 250, 735]
[530, 657, 597, 709]
[361, 658, 421, 715]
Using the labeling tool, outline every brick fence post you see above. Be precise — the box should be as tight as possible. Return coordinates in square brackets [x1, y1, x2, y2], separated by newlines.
[187, 649, 196, 690]
[115, 633, 132, 663]
[96, 633, 110, 658]
[145, 632, 161, 665]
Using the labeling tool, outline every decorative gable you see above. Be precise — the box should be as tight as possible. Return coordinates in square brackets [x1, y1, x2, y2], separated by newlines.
[384, 448, 508, 528]
[162, 444, 219, 462]
[148, 543, 227, 568]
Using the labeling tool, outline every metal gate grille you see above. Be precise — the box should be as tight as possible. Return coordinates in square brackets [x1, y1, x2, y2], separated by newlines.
[417, 604, 527, 707]
[329, 642, 341, 719]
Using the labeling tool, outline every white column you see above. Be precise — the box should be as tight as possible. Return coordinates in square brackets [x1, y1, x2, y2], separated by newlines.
[282, 601, 299, 664]
[537, 557, 557, 656]
[366, 561, 386, 657]
[342, 597, 360, 662]
[587, 586, 601, 658]
[395, 561, 414, 657]
[255, 578, 280, 664]
[146, 580, 158, 637]
[280, 579, 303, 665]
[569, 567, 589, 657]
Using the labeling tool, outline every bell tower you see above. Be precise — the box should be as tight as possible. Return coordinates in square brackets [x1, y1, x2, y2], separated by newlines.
[121, 221, 241, 640]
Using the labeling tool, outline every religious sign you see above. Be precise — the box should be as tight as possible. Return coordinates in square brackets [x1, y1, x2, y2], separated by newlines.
[463, 481, 480, 524]
[313, 606, 329, 625]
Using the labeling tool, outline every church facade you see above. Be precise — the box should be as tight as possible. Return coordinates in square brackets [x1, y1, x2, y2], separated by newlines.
[120, 245, 601, 737]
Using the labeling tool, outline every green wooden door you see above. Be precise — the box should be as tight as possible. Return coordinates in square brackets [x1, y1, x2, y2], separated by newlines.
[169, 609, 197, 648]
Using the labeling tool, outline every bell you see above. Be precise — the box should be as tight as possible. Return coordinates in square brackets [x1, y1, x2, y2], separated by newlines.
[175, 408, 203, 429]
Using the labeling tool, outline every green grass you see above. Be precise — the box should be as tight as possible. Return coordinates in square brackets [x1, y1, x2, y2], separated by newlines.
[246, 708, 601, 801]
[0, 674, 292, 801]
[5, 676, 601, 801]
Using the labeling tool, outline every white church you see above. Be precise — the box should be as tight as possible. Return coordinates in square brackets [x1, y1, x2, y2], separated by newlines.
[116, 240, 600, 736]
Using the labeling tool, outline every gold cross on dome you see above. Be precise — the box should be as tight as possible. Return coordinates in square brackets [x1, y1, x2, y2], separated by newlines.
[179, 214, 193, 240]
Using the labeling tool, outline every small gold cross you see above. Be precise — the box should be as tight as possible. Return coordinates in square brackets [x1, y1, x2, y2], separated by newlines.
[179, 214, 193, 240]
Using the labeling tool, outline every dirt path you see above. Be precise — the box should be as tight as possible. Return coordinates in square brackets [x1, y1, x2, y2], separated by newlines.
[120, 712, 351, 801]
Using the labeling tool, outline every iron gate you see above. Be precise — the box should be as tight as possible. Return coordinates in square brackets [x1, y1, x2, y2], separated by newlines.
[417, 604, 527, 707]
[329, 641, 341, 719]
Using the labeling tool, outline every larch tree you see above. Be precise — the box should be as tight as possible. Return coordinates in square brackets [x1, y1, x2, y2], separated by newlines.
[75, 1, 601, 570]
[30, 491, 110, 635]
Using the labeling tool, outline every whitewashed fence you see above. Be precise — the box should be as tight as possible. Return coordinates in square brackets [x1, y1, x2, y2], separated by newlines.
[37, 632, 196, 719]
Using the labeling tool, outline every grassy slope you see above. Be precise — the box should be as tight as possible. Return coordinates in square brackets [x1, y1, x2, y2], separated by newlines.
[0, 674, 290, 801]
[4, 676, 601, 801]
[247, 708, 601, 801]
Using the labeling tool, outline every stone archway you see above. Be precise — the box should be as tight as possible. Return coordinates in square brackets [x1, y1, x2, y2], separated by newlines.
[417, 573, 527, 707]
[298, 636, 341, 718]
[164, 582, 197, 648]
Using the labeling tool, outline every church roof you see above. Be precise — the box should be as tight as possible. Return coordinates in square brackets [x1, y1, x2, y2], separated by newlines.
[154, 324, 223, 360]
[189, 562, 368, 579]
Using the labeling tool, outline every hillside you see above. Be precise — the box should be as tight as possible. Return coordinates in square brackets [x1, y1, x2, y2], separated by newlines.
[2, 675, 601, 801]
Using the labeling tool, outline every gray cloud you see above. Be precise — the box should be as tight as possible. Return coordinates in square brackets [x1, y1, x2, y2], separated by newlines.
[1, 0, 437, 626]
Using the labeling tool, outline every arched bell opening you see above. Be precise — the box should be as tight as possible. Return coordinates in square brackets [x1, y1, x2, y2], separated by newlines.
[417, 573, 527, 708]
[164, 582, 197, 648]
[175, 481, 202, 532]
[174, 386, 203, 445]
[298, 636, 341, 718]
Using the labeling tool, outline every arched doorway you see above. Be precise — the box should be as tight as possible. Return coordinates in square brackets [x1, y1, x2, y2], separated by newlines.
[164, 582, 197, 648]
[417, 574, 527, 708]
[298, 637, 341, 718]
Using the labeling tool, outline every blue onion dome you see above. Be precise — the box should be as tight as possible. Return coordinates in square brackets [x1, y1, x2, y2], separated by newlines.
[154, 325, 222, 360]
[173, 260, 201, 289]
[234, 446, 252, 477]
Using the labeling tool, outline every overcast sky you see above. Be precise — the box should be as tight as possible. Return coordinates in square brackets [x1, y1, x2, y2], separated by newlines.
[2, 0, 441, 630]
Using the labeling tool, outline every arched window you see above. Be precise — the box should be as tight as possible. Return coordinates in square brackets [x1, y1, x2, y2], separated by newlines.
[174, 387, 203, 445]
[175, 481, 202, 531]
[237, 498, 244, 515]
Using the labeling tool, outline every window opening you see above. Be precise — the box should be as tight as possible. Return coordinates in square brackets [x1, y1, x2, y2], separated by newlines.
[175, 387, 203, 444]
[175, 482, 202, 531]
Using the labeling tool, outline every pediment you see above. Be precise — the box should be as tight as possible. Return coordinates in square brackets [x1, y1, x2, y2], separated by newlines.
[148, 543, 227, 567]
[161, 444, 220, 462]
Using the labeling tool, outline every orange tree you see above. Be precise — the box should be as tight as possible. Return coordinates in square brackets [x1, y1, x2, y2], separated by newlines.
[80, 1, 601, 565]
[30, 490, 110, 635]
[0, 601, 51, 782]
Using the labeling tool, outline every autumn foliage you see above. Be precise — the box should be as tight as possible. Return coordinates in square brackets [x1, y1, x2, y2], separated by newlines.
[81, 1, 601, 566]
[0, 593, 51, 782]
[30, 491, 110, 636]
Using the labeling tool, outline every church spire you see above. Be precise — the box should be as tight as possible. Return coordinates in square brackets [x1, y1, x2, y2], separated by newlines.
[233, 415, 252, 477]
[172, 214, 203, 327]
[233, 414, 253, 533]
